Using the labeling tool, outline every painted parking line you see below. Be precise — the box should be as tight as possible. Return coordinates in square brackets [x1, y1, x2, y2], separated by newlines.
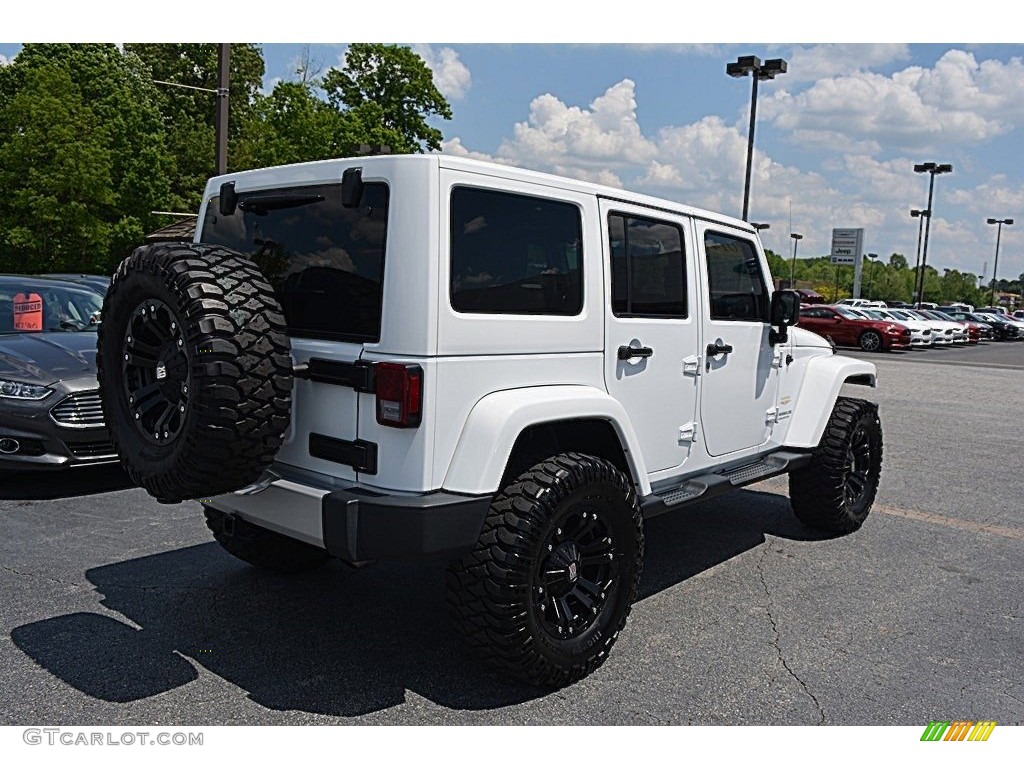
[874, 503, 1024, 541]
[748, 479, 1024, 541]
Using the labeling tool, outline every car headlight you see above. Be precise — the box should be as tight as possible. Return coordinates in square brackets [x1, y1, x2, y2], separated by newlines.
[0, 379, 53, 400]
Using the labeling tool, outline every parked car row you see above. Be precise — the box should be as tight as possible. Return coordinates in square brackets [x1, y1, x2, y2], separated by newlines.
[0, 274, 115, 471]
[797, 303, 1022, 352]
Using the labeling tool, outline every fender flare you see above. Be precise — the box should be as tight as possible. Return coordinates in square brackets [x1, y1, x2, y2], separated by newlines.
[784, 354, 877, 448]
[442, 385, 650, 496]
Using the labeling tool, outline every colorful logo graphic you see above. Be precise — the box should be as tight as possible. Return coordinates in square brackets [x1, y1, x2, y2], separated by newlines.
[920, 721, 996, 741]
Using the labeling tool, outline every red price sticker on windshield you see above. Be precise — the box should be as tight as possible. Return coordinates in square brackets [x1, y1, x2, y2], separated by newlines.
[13, 292, 43, 331]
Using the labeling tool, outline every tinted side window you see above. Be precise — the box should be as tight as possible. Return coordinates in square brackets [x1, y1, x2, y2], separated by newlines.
[704, 231, 769, 322]
[201, 182, 389, 343]
[450, 187, 583, 315]
[609, 213, 686, 318]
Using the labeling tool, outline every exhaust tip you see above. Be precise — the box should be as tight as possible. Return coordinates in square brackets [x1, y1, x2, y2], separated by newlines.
[0, 437, 20, 454]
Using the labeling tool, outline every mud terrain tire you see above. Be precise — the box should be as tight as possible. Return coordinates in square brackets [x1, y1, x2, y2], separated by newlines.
[97, 242, 292, 502]
[446, 453, 643, 688]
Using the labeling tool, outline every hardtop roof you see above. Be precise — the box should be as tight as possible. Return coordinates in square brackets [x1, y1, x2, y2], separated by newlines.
[206, 154, 756, 235]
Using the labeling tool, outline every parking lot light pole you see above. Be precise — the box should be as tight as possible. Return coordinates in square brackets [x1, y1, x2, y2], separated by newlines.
[987, 218, 1014, 307]
[789, 232, 803, 289]
[152, 43, 231, 175]
[727, 55, 788, 222]
[865, 253, 878, 300]
[913, 162, 952, 306]
[910, 209, 929, 304]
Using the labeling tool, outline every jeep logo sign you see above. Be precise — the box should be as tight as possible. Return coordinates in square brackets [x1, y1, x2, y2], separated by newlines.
[830, 227, 863, 265]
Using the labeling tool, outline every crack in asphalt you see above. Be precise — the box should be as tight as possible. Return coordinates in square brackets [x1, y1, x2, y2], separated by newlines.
[0, 563, 86, 590]
[756, 546, 826, 725]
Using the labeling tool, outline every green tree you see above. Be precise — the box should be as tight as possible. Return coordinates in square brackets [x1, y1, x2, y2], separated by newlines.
[889, 253, 908, 270]
[125, 43, 266, 209]
[236, 81, 345, 169]
[322, 43, 452, 153]
[0, 44, 172, 272]
[0, 67, 113, 272]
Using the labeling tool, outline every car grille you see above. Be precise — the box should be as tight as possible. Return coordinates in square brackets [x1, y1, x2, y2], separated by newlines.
[50, 390, 106, 429]
[63, 437, 117, 459]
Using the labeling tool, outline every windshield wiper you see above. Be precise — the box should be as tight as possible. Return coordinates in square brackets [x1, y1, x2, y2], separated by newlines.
[238, 193, 325, 215]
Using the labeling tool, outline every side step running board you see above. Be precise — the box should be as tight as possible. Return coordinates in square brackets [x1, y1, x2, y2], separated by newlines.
[641, 450, 813, 519]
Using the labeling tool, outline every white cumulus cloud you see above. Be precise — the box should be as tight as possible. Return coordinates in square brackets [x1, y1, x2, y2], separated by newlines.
[413, 44, 472, 101]
[495, 79, 657, 173]
[781, 44, 911, 83]
[761, 49, 1024, 151]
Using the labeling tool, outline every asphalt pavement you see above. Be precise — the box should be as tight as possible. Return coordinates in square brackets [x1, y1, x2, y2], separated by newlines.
[1, 342, 1022, 725]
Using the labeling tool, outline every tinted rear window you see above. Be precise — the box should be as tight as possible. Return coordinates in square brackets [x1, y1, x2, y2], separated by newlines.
[450, 187, 583, 315]
[201, 182, 389, 343]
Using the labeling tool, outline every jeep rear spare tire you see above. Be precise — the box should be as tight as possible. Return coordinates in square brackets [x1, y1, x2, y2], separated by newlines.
[97, 242, 292, 502]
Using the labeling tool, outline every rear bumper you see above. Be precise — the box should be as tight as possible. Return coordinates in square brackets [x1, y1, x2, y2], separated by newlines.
[321, 488, 491, 562]
[210, 470, 492, 563]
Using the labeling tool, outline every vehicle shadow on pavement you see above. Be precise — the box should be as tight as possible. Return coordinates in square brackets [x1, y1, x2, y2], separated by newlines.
[0, 466, 133, 500]
[10, 487, 831, 717]
[639, 487, 834, 599]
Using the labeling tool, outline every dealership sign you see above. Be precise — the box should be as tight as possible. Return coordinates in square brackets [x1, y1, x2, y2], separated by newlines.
[830, 228, 863, 265]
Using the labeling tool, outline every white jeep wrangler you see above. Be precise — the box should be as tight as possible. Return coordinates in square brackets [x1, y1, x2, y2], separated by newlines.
[97, 155, 882, 688]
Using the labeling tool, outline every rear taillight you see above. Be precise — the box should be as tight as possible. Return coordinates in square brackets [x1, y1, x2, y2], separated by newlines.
[375, 363, 422, 428]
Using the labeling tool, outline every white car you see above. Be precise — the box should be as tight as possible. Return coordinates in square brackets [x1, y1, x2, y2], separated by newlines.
[837, 298, 873, 308]
[917, 309, 971, 344]
[887, 309, 957, 345]
[857, 309, 933, 347]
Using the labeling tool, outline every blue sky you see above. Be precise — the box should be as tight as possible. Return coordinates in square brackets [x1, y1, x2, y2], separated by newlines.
[2, 37, 1023, 283]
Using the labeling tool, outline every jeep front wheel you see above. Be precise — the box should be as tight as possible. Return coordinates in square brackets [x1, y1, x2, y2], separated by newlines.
[97, 242, 293, 503]
[445, 453, 643, 688]
[789, 397, 882, 534]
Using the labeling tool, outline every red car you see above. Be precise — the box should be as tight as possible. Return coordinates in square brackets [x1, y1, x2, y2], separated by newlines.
[797, 304, 912, 352]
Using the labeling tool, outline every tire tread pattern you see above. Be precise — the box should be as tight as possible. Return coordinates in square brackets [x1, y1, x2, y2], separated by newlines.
[789, 396, 883, 534]
[445, 452, 643, 688]
[97, 242, 292, 502]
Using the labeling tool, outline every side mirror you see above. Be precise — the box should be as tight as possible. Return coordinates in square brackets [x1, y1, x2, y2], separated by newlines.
[341, 166, 364, 209]
[769, 290, 801, 345]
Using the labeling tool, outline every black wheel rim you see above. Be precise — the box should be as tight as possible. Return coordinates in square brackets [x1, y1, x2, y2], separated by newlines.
[844, 426, 873, 507]
[533, 505, 617, 639]
[121, 299, 190, 446]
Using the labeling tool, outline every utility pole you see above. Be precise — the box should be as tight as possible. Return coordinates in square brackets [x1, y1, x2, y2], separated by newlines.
[215, 44, 231, 176]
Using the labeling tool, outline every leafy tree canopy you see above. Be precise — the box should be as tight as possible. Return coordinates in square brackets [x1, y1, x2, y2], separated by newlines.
[0, 44, 172, 273]
[322, 43, 452, 153]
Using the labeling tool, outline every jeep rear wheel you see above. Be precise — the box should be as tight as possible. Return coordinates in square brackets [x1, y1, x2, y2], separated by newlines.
[445, 453, 643, 688]
[97, 243, 292, 502]
[789, 397, 882, 534]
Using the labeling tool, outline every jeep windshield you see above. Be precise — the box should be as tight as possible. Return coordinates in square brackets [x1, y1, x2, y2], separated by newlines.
[200, 182, 389, 343]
